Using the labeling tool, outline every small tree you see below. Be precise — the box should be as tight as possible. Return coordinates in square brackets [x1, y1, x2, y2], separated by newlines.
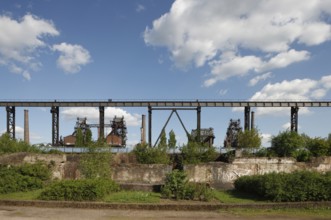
[237, 128, 262, 153]
[307, 137, 329, 157]
[270, 130, 305, 157]
[75, 128, 84, 147]
[168, 130, 177, 151]
[158, 129, 167, 149]
[85, 128, 93, 146]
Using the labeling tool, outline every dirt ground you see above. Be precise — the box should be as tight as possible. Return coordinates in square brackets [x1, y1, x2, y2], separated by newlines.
[0, 205, 328, 220]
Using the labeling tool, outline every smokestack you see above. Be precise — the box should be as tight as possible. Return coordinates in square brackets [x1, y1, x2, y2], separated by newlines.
[24, 109, 30, 144]
[251, 111, 255, 130]
[141, 114, 146, 144]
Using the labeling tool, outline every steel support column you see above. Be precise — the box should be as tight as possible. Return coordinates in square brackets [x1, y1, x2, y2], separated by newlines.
[6, 106, 15, 139]
[50, 106, 59, 146]
[197, 106, 201, 142]
[291, 107, 299, 132]
[148, 106, 152, 147]
[244, 106, 251, 130]
[99, 106, 105, 140]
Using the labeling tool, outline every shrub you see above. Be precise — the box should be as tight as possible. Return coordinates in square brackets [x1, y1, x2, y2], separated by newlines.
[39, 179, 119, 201]
[0, 163, 51, 194]
[0, 133, 41, 154]
[161, 170, 213, 201]
[133, 143, 170, 164]
[79, 143, 112, 179]
[181, 141, 218, 164]
[270, 131, 305, 157]
[234, 171, 331, 202]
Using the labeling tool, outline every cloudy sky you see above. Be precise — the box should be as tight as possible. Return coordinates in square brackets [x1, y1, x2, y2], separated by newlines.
[1, 0, 331, 148]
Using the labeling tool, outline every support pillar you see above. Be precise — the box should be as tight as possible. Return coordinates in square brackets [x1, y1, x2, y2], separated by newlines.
[291, 107, 299, 132]
[197, 106, 201, 142]
[148, 106, 152, 147]
[24, 109, 29, 144]
[99, 106, 105, 140]
[244, 106, 251, 131]
[6, 106, 15, 139]
[50, 106, 59, 146]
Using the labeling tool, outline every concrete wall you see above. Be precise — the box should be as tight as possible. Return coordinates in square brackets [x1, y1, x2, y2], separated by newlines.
[1, 153, 331, 189]
[185, 157, 331, 189]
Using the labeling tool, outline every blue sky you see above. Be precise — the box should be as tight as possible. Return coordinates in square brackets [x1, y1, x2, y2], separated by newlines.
[1, 0, 331, 148]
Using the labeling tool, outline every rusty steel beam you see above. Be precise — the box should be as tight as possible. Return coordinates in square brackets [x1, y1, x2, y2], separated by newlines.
[0, 100, 331, 108]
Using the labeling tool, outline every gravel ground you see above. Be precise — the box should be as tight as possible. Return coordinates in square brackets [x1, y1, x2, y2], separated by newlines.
[0, 205, 327, 220]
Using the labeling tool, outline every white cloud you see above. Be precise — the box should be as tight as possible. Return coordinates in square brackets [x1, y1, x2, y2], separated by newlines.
[258, 49, 310, 72]
[144, 0, 331, 85]
[136, 4, 146, 13]
[261, 133, 272, 147]
[52, 43, 91, 74]
[242, 75, 331, 116]
[0, 14, 91, 79]
[61, 107, 141, 127]
[0, 14, 59, 80]
[249, 72, 272, 87]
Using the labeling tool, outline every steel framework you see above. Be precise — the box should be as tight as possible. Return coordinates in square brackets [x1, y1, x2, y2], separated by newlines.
[50, 106, 59, 146]
[6, 106, 15, 139]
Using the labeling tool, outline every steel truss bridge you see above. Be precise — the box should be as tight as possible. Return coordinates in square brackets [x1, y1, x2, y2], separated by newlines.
[1, 100, 331, 146]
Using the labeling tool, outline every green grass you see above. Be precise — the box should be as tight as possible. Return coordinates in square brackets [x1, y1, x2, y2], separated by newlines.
[221, 207, 331, 219]
[103, 191, 161, 203]
[213, 189, 264, 203]
[0, 189, 43, 200]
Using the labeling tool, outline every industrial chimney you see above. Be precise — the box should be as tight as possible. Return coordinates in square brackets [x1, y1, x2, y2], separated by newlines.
[251, 111, 255, 130]
[141, 114, 146, 144]
[24, 109, 30, 144]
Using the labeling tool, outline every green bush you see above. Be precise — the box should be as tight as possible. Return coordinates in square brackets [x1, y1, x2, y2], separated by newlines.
[234, 171, 331, 202]
[161, 170, 213, 201]
[39, 179, 119, 201]
[0, 133, 42, 154]
[181, 141, 218, 164]
[0, 163, 51, 194]
[133, 143, 170, 164]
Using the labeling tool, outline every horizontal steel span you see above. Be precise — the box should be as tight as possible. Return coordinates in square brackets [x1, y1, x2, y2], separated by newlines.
[1, 100, 331, 107]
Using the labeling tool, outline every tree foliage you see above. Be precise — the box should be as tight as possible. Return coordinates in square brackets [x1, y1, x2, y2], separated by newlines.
[133, 143, 170, 164]
[181, 141, 217, 164]
[0, 133, 41, 154]
[270, 130, 305, 157]
[75, 128, 84, 147]
[79, 141, 112, 179]
[168, 130, 177, 151]
[306, 137, 329, 157]
[158, 129, 167, 148]
[234, 171, 331, 202]
[161, 169, 213, 201]
[237, 128, 262, 151]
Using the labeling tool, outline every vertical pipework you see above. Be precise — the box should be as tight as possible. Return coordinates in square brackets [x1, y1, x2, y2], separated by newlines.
[24, 109, 30, 144]
[99, 106, 105, 140]
[251, 111, 255, 130]
[141, 114, 146, 144]
[244, 106, 251, 130]
[148, 106, 152, 147]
